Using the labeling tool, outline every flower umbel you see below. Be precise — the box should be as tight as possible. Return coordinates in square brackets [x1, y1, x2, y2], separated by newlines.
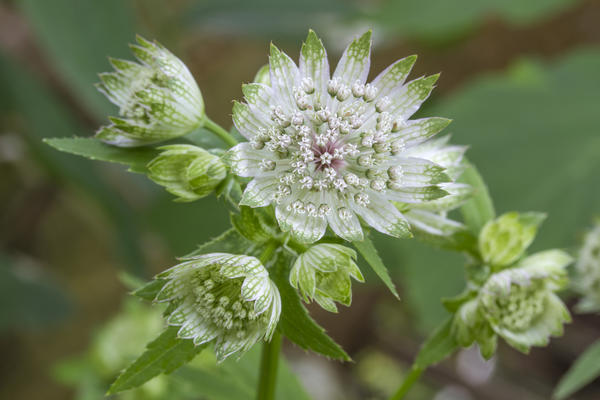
[97, 36, 205, 147]
[156, 253, 281, 361]
[290, 243, 364, 312]
[573, 221, 600, 312]
[147, 145, 226, 202]
[228, 30, 453, 243]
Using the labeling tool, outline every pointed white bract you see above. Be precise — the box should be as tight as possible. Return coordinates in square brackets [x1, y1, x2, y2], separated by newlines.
[155, 253, 281, 361]
[96, 36, 205, 147]
[227, 30, 455, 243]
[289, 244, 364, 312]
[147, 145, 226, 202]
[573, 221, 600, 313]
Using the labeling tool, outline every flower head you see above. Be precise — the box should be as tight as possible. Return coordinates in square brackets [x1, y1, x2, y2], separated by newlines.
[227, 30, 453, 243]
[147, 145, 226, 202]
[290, 244, 364, 312]
[97, 36, 205, 147]
[156, 253, 281, 361]
[573, 221, 600, 312]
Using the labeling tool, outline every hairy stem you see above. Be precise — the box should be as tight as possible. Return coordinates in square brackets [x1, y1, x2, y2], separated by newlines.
[204, 117, 238, 148]
[389, 365, 424, 400]
[256, 330, 282, 400]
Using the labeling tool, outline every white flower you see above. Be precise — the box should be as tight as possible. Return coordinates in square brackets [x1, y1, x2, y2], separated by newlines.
[155, 253, 281, 361]
[96, 36, 205, 147]
[573, 221, 600, 312]
[227, 30, 453, 243]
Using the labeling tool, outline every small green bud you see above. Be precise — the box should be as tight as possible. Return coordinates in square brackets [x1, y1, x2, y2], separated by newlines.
[574, 221, 600, 312]
[253, 64, 270, 85]
[479, 211, 546, 268]
[156, 253, 281, 361]
[96, 35, 205, 147]
[289, 244, 364, 313]
[147, 145, 226, 202]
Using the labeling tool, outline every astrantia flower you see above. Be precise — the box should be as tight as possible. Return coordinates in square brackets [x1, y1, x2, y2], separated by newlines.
[290, 244, 364, 312]
[97, 36, 205, 147]
[156, 253, 281, 361]
[573, 221, 600, 312]
[227, 30, 453, 243]
[147, 145, 226, 202]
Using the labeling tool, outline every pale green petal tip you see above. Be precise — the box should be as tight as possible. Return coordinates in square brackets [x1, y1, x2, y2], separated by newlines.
[253, 64, 271, 85]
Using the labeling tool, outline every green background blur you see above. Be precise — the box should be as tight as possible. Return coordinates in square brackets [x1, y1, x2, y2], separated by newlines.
[1, 0, 599, 399]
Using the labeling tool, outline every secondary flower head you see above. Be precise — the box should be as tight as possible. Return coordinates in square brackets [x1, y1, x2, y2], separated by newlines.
[228, 30, 453, 243]
[156, 253, 281, 361]
[573, 221, 600, 312]
[147, 145, 226, 202]
[97, 35, 205, 147]
[290, 243, 364, 312]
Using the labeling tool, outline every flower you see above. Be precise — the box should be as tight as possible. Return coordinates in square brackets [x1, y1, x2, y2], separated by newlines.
[147, 145, 226, 202]
[289, 244, 364, 312]
[155, 253, 281, 361]
[573, 221, 600, 312]
[97, 35, 205, 147]
[227, 30, 453, 243]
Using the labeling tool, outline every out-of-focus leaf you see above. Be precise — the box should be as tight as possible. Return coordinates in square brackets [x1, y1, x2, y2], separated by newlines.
[353, 235, 400, 300]
[109, 326, 206, 394]
[184, 228, 255, 258]
[19, 0, 136, 117]
[0, 255, 70, 331]
[44, 137, 159, 173]
[432, 47, 600, 251]
[0, 51, 146, 275]
[272, 253, 351, 361]
[553, 340, 600, 399]
[459, 161, 495, 235]
[173, 345, 310, 400]
[133, 279, 169, 301]
[374, 0, 580, 41]
[414, 317, 458, 368]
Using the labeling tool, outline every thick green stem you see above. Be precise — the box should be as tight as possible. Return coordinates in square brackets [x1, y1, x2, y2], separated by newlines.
[204, 117, 238, 148]
[256, 331, 282, 400]
[389, 365, 424, 400]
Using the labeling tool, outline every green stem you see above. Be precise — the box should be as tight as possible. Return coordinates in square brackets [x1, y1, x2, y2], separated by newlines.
[204, 117, 238, 148]
[389, 366, 424, 400]
[256, 330, 282, 400]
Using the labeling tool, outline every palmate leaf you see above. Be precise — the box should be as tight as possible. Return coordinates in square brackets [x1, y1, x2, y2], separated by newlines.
[108, 326, 206, 394]
[272, 252, 351, 361]
[553, 340, 600, 399]
[44, 137, 159, 173]
[353, 235, 400, 299]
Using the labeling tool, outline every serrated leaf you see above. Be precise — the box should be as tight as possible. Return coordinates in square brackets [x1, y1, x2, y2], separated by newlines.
[553, 340, 600, 400]
[133, 279, 168, 301]
[272, 253, 351, 361]
[44, 137, 159, 173]
[414, 317, 459, 368]
[184, 228, 258, 258]
[108, 326, 205, 394]
[230, 206, 272, 243]
[458, 161, 495, 236]
[352, 235, 400, 300]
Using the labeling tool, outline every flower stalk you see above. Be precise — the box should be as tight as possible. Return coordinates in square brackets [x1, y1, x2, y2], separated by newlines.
[256, 330, 282, 400]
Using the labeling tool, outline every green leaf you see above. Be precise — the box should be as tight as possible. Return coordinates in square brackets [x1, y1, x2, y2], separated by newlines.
[133, 279, 168, 301]
[553, 340, 600, 399]
[108, 326, 205, 394]
[184, 228, 257, 258]
[272, 253, 351, 361]
[230, 206, 272, 243]
[352, 235, 400, 300]
[19, 0, 136, 117]
[414, 317, 459, 368]
[44, 137, 159, 173]
[458, 161, 495, 236]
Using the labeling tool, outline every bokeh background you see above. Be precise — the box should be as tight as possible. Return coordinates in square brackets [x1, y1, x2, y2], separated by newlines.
[1, 0, 599, 399]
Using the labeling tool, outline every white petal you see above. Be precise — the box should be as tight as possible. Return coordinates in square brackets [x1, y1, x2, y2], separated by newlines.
[326, 199, 363, 242]
[352, 192, 411, 238]
[240, 177, 278, 207]
[232, 101, 271, 140]
[299, 30, 330, 108]
[332, 31, 372, 85]
[228, 143, 275, 177]
[269, 44, 300, 112]
[388, 74, 439, 121]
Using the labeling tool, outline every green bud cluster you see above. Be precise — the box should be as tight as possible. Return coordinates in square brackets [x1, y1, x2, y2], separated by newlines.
[574, 221, 600, 312]
[147, 145, 226, 201]
[290, 244, 364, 313]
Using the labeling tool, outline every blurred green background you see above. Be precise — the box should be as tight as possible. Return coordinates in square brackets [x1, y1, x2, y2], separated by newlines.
[1, 0, 599, 399]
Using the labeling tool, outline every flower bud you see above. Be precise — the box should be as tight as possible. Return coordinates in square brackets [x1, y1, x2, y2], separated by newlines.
[479, 212, 546, 268]
[96, 36, 205, 147]
[253, 64, 271, 85]
[573, 221, 600, 312]
[156, 253, 281, 361]
[147, 145, 226, 202]
[289, 244, 364, 313]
